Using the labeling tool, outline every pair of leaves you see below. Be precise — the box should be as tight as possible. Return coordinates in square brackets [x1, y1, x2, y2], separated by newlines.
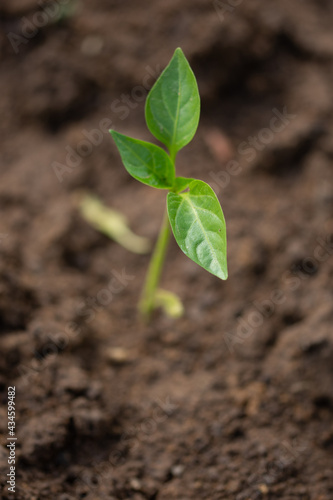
[110, 47, 200, 189]
[110, 48, 227, 281]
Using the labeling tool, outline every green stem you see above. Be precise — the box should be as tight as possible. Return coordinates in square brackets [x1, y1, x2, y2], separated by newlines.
[169, 147, 177, 165]
[139, 205, 171, 321]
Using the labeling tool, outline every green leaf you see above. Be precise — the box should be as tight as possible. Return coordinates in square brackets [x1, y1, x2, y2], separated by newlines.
[172, 176, 194, 193]
[110, 130, 175, 189]
[145, 47, 200, 157]
[167, 180, 227, 280]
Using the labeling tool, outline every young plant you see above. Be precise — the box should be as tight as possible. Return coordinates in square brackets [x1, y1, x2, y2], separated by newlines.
[110, 48, 228, 320]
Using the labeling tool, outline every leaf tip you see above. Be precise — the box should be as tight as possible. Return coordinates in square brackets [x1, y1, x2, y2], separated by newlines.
[213, 267, 228, 281]
[220, 269, 228, 280]
[174, 47, 187, 62]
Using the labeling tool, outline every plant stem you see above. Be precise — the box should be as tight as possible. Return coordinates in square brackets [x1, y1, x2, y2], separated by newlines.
[169, 148, 177, 165]
[139, 205, 171, 320]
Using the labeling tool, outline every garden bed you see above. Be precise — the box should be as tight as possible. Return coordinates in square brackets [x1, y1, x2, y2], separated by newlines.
[0, 0, 333, 498]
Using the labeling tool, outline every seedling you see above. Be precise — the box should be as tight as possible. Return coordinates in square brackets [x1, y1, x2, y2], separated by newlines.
[110, 47, 228, 320]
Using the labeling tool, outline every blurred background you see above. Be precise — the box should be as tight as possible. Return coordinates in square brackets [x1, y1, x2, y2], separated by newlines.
[0, 0, 333, 498]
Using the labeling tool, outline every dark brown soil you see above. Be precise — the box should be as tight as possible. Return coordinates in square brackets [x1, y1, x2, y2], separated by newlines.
[1, 0, 333, 498]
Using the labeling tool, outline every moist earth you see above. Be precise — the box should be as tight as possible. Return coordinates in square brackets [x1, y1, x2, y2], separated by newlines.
[0, 0, 333, 498]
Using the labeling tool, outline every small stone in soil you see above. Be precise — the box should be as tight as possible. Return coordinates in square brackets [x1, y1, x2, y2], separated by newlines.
[171, 464, 185, 477]
[106, 347, 133, 364]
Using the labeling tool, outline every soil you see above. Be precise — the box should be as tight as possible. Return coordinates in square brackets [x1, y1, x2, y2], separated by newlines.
[1, 0, 333, 499]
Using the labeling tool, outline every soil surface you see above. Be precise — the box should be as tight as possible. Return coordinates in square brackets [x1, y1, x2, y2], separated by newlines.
[1, 1, 333, 499]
